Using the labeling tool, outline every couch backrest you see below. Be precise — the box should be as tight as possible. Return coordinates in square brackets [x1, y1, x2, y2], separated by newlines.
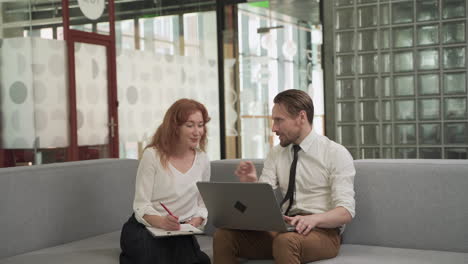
[344, 159, 468, 253]
[208, 159, 468, 253]
[0, 159, 138, 259]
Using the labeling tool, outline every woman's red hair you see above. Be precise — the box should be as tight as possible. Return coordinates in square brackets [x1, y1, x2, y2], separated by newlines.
[147, 99, 211, 167]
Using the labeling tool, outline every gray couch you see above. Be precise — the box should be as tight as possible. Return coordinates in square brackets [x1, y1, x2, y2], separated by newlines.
[1, 158, 467, 264]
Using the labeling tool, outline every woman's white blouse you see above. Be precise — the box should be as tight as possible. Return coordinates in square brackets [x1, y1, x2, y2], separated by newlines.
[133, 147, 210, 227]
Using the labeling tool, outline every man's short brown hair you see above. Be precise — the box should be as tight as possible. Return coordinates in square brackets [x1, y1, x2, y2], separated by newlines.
[273, 89, 314, 124]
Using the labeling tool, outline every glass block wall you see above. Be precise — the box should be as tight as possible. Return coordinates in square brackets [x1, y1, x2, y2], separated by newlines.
[332, 0, 468, 159]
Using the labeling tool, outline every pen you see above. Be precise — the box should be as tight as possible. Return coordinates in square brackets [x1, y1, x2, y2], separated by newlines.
[159, 202, 176, 218]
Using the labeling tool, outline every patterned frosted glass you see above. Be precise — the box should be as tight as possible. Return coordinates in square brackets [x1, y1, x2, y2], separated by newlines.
[418, 74, 439, 95]
[336, 79, 355, 98]
[444, 72, 466, 94]
[360, 125, 380, 145]
[360, 101, 379, 121]
[337, 55, 355, 75]
[337, 125, 356, 146]
[417, 0, 439, 21]
[418, 49, 439, 70]
[395, 124, 416, 144]
[446, 148, 468, 159]
[358, 30, 378, 51]
[395, 100, 415, 120]
[383, 101, 392, 121]
[358, 0, 377, 3]
[394, 76, 414, 96]
[418, 25, 439, 45]
[382, 148, 393, 158]
[382, 77, 391, 96]
[358, 6, 378, 28]
[442, 22, 465, 44]
[420, 124, 441, 144]
[393, 27, 413, 48]
[420, 148, 442, 159]
[396, 148, 417, 158]
[419, 99, 440, 120]
[359, 54, 378, 74]
[380, 29, 390, 49]
[337, 102, 356, 122]
[392, 2, 414, 24]
[445, 98, 467, 119]
[360, 148, 380, 159]
[442, 0, 465, 19]
[335, 0, 354, 6]
[336, 8, 355, 29]
[359, 77, 379, 98]
[380, 4, 390, 25]
[444, 47, 465, 69]
[445, 123, 468, 144]
[381, 53, 391, 73]
[383, 124, 392, 144]
[336, 31, 355, 52]
[394, 52, 414, 72]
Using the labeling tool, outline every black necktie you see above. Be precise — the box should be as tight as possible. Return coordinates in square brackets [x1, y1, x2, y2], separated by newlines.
[281, 144, 301, 216]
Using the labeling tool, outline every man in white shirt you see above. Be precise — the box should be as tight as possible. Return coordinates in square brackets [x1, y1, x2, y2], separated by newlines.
[213, 89, 355, 264]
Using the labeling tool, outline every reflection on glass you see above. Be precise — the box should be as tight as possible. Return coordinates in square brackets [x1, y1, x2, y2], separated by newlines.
[383, 124, 392, 144]
[358, 0, 377, 3]
[336, 79, 355, 99]
[393, 27, 413, 48]
[360, 148, 380, 158]
[394, 52, 414, 72]
[383, 148, 393, 158]
[394, 76, 414, 96]
[444, 72, 466, 94]
[395, 100, 415, 120]
[358, 30, 378, 51]
[383, 101, 392, 121]
[336, 8, 355, 29]
[445, 123, 468, 144]
[359, 78, 379, 98]
[337, 102, 355, 122]
[337, 55, 355, 75]
[392, 2, 414, 24]
[360, 101, 379, 121]
[420, 124, 441, 144]
[446, 148, 468, 159]
[417, 0, 439, 21]
[442, 0, 465, 19]
[396, 148, 416, 158]
[382, 77, 391, 96]
[337, 125, 356, 146]
[396, 124, 416, 144]
[358, 6, 378, 27]
[380, 29, 390, 49]
[418, 49, 439, 70]
[335, 0, 354, 6]
[418, 25, 439, 45]
[360, 125, 379, 145]
[419, 99, 440, 120]
[444, 47, 465, 69]
[381, 53, 391, 73]
[419, 74, 439, 95]
[442, 22, 465, 44]
[420, 148, 442, 159]
[359, 54, 378, 74]
[445, 98, 467, 119]
[336, 32, 355, 52]
[380, 4, 389, 25]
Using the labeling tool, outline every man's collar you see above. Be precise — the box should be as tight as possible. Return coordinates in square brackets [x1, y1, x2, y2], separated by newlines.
[294, 129, 317, 153]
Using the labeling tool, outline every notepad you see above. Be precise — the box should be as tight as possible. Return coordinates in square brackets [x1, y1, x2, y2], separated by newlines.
[146, 224, 204, 237]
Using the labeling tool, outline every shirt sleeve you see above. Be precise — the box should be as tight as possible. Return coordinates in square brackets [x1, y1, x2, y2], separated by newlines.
[258, 146, 279, 189]
[194, 153, 210, 222]
[329, 144, 356, 218]
[133, 149, 162, 227]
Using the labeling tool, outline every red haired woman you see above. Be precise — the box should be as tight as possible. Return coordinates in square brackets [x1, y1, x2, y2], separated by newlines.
[120, 99, 211, 264]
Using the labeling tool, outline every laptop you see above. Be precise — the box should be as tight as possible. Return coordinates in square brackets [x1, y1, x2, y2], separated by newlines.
[196, 182, 295, 232]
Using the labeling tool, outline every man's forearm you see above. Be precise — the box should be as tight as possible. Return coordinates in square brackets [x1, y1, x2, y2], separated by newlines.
[314, 207, 353, 228]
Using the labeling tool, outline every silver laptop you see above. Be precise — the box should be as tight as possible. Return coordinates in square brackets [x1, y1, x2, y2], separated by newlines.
[196, 182, 295, 232]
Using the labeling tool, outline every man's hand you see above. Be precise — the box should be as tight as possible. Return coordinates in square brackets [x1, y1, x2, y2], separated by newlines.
[187, 217, 204, 228]
[235, 161, 258, 182]
[145, 215, 180, 231]
[284, 215, 321, 236]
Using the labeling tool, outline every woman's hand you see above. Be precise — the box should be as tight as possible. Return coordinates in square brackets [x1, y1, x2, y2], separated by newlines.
[187, 217, 204, 228]
[145, 215, 180, 230]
